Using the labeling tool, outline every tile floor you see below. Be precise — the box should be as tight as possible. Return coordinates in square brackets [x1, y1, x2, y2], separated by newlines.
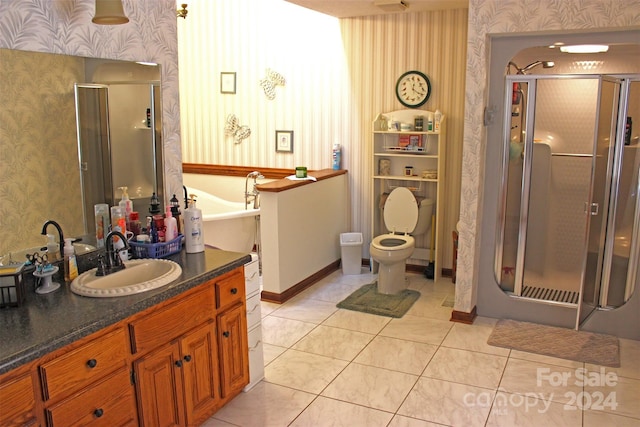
[204, 269, 640, 427]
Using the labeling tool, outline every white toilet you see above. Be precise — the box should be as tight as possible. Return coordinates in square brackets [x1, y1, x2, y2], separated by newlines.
[370, 187, 434, 294]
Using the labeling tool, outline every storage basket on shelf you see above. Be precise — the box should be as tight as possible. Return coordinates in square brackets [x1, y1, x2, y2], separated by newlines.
[129, 234, 183, 259]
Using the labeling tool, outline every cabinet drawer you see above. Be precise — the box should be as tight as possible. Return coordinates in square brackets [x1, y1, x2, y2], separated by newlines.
[45, 367, 137, 427]
[216, 269, 245, 309]
[244, 324, 265, 392]
[0, 373, 36, 426]
[244, 259, 260, 297]
[246, 293, 262, 330]
[130, 284, 215, 354]
[40, 327, 128, 401]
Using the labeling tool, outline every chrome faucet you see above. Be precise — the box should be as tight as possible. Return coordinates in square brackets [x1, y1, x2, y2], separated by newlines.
[96, 230, 129, 276]
[41, 220, 64, 257]
[245, 171, 264, 210]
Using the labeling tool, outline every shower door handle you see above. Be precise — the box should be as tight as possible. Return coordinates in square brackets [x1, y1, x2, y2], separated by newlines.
[586, 202, 599, 216]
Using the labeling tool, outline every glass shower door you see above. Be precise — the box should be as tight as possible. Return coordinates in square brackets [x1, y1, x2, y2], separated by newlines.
[578, 78, 621, 326]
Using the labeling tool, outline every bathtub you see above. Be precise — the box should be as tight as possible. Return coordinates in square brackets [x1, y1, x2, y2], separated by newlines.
[188, 188, 259, 253]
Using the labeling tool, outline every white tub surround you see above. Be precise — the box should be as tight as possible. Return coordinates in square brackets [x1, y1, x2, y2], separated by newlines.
[257, 169, 349, 303]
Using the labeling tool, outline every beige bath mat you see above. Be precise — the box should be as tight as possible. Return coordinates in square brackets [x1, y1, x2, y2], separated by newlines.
[488, 319, 620, 367]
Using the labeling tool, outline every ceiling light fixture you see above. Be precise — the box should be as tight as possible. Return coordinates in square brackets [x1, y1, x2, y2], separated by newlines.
[560, 44, 609, 54]
[177, 3, 188, 19]
[92, 0, 129, 25]
[373, 0, 408, 12]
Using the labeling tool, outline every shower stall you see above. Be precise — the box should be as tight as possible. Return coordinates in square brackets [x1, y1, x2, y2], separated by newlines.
[74, 82, 163, 238]
[495, 73, 640, 329]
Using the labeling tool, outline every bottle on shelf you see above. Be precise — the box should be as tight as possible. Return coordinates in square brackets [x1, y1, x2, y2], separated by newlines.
[184, 195, 204, 253]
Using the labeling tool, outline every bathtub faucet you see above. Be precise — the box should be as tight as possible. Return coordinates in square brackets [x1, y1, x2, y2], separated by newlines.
[245, 171, 264, 210]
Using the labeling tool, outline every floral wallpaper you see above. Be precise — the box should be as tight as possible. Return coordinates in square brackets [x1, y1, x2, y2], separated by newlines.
[456, 0, 640, 313]
[0, 0, 180, 255]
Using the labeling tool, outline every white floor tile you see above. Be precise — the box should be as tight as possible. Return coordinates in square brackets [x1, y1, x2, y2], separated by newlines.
[321, 363, 418, 413]
[423, 346, 507, 389]
[292, 325, 374, 361]
[261, 315, 316, 348]
[354, 336, 437, 375]
[322, 309, 392, 334]
[398, 377, 494, 426]
[269, 298, 339, 324]
[264, 348, 348, 394]
[290, 396, 394, 427]
[485, 391, 582, 426]
[379, 314, 452, 345]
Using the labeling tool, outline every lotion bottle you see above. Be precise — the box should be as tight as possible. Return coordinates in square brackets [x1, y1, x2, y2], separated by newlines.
[118, 186, 133, 223]
[164, 206, 178, 242]
[184, 195, 204, 253]
[63, 238, 78, 283]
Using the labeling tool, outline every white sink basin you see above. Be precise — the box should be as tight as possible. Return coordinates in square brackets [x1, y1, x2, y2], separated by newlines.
[71, 259, 182, 297]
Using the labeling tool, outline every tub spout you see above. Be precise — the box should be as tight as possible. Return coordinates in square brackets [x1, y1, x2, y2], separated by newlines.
[245, 171, 263, 210]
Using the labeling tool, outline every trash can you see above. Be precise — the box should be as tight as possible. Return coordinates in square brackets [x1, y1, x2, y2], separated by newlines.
[340, 232, 363, 275]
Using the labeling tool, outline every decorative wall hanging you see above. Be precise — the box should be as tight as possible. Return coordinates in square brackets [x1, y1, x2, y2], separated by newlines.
[220, 72, 236, 94]
[224, 114, 251, 144]
[260, 68, 286, 100]
[275, 130, 293, 153]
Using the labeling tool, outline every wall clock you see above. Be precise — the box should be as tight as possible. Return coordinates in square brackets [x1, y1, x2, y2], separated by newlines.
[395, 70, 431, 108]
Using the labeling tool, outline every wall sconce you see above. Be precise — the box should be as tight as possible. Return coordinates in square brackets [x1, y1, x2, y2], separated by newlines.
[92, 0, 129, 25]
[177, 3, 188, 19]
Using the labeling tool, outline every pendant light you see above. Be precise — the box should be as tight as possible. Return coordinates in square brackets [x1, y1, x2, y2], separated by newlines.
[92, 0, 129, 25]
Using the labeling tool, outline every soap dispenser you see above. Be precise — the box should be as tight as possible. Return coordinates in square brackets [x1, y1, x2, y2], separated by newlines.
[46, 234, 60, 261]
[63, 238, 78, 283]
[119, 186, 133, 222]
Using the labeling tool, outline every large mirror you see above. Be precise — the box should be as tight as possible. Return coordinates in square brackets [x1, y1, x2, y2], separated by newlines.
[0, 48, 164, 261]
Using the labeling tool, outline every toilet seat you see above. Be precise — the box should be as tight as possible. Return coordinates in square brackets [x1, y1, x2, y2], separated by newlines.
[383, 187, 418, 234]
[371, 234, 414, 251]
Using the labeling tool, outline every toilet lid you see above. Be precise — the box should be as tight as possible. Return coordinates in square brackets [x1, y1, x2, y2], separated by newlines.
[384, 187, 418, 233]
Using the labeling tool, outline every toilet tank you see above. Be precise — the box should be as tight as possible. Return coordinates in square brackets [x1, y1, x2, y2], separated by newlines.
[412, 198, 434, 236]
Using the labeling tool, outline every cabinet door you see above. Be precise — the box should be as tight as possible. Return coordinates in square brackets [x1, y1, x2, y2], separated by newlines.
[217, 303, 249, 397]
[0, 372, 37, 426]
[45, 367, 137, 427]
[180, 321, 220, 425]
[135, 343, 185, 427]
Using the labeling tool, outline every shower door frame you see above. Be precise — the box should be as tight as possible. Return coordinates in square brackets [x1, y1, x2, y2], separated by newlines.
[495, 74, 624, 317]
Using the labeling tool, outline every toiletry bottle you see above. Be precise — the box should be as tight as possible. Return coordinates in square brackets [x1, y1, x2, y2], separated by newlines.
[63, 238, 78, 283]
[119, 186, 133, 223]
[184, 195, 204, 253]
[128, 211, 142, 236]
[110, 205, 127, 245]
[94, 203, 109, 248]
[434, 109, 442, 132]
[332, 143, 341, 170]
[170, 194, 183, 235]
[164, 206, 178, 242]
[46, 234, 60, 261]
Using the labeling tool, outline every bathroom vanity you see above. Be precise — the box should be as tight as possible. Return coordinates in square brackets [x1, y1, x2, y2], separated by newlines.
[0, 248, 251, 426]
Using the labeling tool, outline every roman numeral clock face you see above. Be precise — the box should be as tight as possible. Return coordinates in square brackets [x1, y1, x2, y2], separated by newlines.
[395, 70, 431, 108]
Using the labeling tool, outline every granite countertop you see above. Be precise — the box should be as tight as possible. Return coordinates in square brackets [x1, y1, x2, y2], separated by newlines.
[0, 248, 252, 374]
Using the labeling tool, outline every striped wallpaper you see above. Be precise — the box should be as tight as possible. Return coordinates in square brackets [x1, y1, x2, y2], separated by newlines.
[178, 0, 468, 268]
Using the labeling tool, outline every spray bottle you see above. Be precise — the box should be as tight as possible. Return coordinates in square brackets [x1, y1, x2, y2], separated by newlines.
[184, 194, 204, 253]
[332, 143, 341, 170]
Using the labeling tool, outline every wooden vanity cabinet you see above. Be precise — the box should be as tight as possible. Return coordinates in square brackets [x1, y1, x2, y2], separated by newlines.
[0, 265, 249, 427]
[132, 266, 249, 426]
[0, 369, 38, 426]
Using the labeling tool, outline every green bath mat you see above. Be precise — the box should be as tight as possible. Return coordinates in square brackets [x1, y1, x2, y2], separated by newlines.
[337, 282, 420, 318]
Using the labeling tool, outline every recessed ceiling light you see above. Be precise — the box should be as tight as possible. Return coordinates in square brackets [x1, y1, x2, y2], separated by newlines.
[560, 44, 609, 54]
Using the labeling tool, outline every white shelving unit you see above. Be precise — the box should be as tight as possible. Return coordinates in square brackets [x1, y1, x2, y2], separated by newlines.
[372, 109, 445, 281]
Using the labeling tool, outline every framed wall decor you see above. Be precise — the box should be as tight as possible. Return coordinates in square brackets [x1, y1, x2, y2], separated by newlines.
[275, 130, 293, 153]
[220, 72, 236, 94]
